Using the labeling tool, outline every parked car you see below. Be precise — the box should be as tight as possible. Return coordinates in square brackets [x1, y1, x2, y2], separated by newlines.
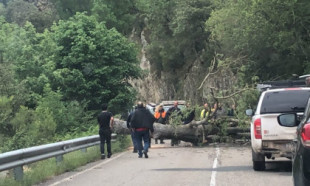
[146, 102, 157, 114]
[246, 87, 310, 171]
[160, 100, 186, 112]
[278, 98, 310, 186]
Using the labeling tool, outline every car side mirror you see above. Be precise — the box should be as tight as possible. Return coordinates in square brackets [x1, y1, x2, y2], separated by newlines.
[277, 113, 299, 127]
[245, 109, 253, 116]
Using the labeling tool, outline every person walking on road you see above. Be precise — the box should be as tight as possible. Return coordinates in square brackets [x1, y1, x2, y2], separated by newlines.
[130, 101, 156, 158]
[97, 103, 114, 159]
[127, 107, 138, 153]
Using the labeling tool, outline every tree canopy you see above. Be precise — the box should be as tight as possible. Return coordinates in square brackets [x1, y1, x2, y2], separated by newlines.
[50, 13, 140, 111]
[206, 0, 310, 81]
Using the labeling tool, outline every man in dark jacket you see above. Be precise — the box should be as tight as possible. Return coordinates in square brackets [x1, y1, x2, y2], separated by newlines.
[182, 102, 195, 124]
[97, 103, 114, 159]
[130, 101, 156, 158]
[166, 101, 181, 146]
[166, 101, 181, 122]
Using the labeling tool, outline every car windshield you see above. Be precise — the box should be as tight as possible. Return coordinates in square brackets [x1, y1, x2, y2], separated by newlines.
[260, 90, 310, 114]
[163, 105, 185, 112]
[146, 105, 155, 114]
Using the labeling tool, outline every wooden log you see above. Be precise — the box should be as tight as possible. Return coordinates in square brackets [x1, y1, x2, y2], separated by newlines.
[113, 119, 250, 144]
[113, 119, 203, 144]
[226, 127, 250, 134]
[113, 119, 131, 135]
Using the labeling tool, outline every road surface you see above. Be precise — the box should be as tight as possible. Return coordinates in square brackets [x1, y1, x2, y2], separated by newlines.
[38, 141, 293, 186]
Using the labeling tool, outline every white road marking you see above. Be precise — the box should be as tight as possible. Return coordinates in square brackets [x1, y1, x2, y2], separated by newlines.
[49, 151, 127, 186]
[210, 147, 220, 186]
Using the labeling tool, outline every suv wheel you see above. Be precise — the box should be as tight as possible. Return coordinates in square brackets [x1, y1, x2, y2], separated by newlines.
[252, 149, 265, 171]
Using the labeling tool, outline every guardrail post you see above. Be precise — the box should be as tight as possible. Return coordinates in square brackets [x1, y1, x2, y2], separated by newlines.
[81, 148, 87, 153]
[13, 166, 23, 181]
[111, 133, 117, 142]
[56, 155, 63, 165]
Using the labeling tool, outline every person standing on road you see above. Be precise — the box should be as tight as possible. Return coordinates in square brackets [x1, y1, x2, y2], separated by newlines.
[130, 101, 156, 158]
[97, 103, 114, 160]
[227, 104, 235, 117]
[182, 102, 195, 124]
[154, 104, 166, 144]
[166, 101, 181, 121]
[166, 101, 181, 146]
[200, 103, 209, 120]
[127, 107, 138, 153]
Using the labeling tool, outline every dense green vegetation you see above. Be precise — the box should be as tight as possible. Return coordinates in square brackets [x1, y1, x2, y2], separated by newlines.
[0, 0, 309, 152]
[0, 1, 141, 152]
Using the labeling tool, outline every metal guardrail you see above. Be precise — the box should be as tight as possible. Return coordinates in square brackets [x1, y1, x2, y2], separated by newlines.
[0, 134, 116, 180]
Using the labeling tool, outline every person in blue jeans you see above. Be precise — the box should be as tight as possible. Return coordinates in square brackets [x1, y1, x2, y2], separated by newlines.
[130, 101, 156, 158]
[127, 107, 138, 153]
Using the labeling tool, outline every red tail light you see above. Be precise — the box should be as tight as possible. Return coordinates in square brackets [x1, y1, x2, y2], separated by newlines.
[301, 123, 310, 147]
[254, 118, 262, 139]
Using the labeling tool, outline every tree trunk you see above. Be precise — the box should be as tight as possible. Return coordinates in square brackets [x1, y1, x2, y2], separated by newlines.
[113, 119, 250, 144]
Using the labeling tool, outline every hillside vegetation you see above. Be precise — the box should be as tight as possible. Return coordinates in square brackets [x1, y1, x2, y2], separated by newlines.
[0, 0, 309, 152]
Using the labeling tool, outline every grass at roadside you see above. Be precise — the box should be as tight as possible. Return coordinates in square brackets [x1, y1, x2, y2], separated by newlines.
[0, 135, 131, 186]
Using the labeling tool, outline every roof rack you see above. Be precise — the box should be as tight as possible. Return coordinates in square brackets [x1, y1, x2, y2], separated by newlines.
[160, 100, 186, 105]
[257, 78, 308, 92]
[299, 74, 310, 79]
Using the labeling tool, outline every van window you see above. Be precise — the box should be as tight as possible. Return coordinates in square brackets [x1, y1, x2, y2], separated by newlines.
[260, 90, 310, 114]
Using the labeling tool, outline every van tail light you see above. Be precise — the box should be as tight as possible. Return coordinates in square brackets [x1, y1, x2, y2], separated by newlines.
[301, 123, 310, 147]
[254, 118, 262, 139]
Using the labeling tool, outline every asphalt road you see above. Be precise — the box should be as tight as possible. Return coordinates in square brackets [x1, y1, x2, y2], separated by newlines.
[39, 141, 293, 186]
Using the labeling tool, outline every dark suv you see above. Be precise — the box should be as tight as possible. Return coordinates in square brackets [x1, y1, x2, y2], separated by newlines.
[278, 98, 310, 186]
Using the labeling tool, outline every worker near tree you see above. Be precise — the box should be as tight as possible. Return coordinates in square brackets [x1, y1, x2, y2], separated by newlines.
[182, 102, 195, 124]
[200, 103, 209, 120]
[166, 101, 181, 146]
[154, 104, 166, 144]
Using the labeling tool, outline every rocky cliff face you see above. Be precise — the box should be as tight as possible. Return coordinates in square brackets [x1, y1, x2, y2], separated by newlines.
[130, 29, 168, 104]
[132, 28, 205, 104]
[132, 28, 237, 105]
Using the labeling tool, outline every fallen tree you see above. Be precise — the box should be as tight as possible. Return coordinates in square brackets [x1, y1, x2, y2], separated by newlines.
[113, 118, 250, 145]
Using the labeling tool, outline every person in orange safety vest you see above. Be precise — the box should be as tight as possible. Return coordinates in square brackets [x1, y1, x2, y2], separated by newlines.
[154, 104, 166, 144]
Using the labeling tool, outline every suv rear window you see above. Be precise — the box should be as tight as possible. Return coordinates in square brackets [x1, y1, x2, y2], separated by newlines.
[260, 90, 310, 114]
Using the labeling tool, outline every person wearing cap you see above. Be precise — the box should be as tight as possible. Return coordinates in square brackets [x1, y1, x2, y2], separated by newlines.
[154, 104, 166, 144]
[130, 101, 156, 158]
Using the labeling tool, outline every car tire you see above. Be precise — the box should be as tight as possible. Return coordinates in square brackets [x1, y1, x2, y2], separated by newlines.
[252, 149, 265, 171]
